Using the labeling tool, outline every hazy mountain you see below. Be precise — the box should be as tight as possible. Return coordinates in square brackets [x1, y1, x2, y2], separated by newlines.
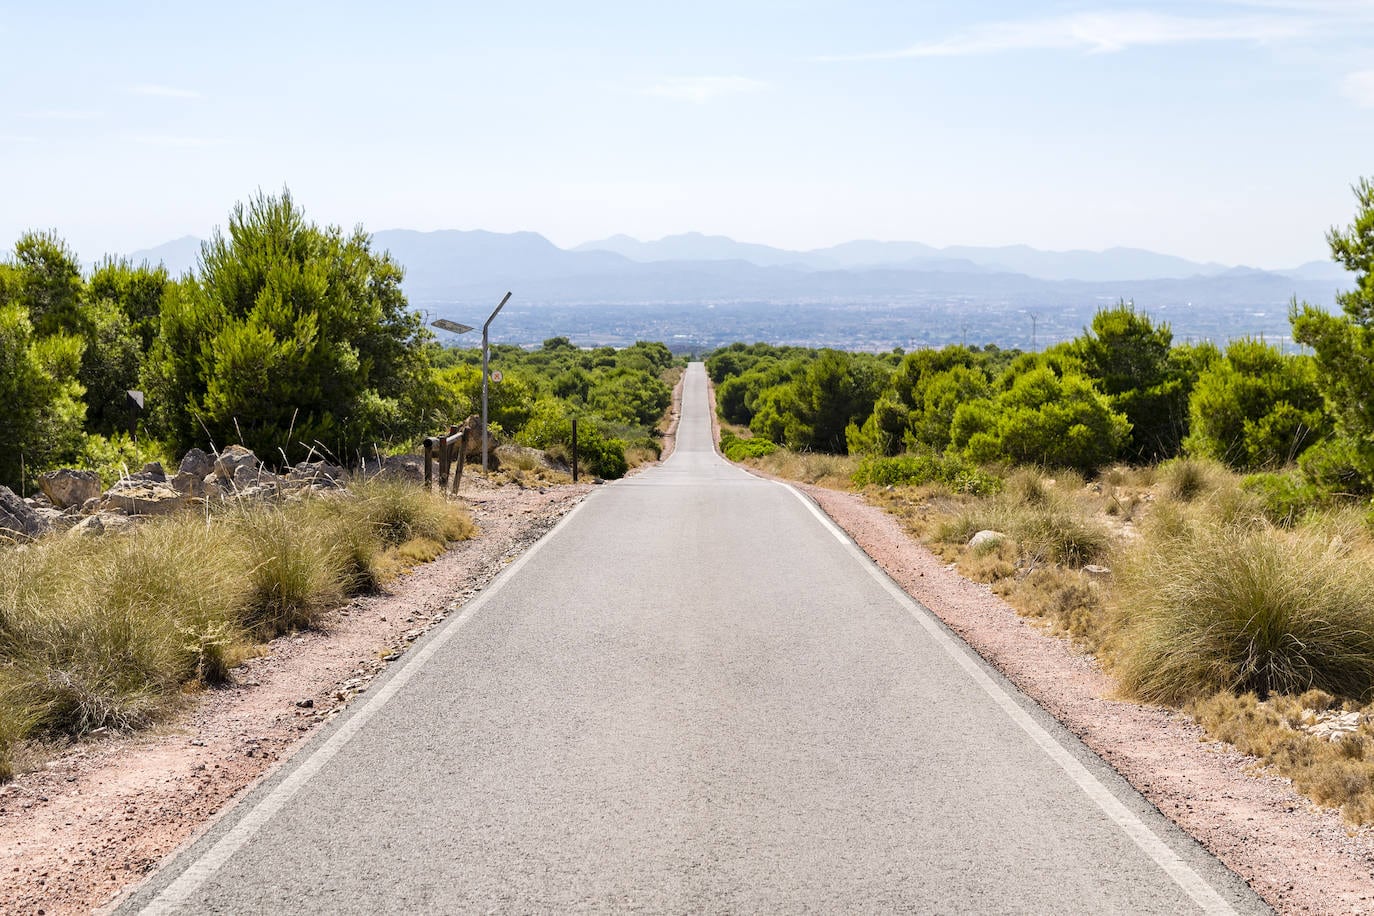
[128, 235, 202, 275]
[577, 234, 1240, 281]
[125, 228, 1351, 319]
[574, 232, 813, 267]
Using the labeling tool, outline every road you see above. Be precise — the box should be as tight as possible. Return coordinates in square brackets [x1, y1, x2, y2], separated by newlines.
[121, 363, 1268, 914]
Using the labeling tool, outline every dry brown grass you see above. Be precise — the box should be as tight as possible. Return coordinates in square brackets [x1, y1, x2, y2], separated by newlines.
[747, 449, 859, 489]
[0, 481, 476, 778]
[1194, 690, 1374, 824]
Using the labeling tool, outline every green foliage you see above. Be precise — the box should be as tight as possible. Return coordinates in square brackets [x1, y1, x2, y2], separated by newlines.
[953, 367, 1130, 473]
[4, 231, 84, 337]
[719, 431, 778, 460]
[1292, 177, 1374, 491]
[1241, 471, 1324, 527]
[143, 190, 432, 465]
[1073, 303, 1189, 462]
[75, 433, 178, 489]
[78, 299, 143, 435]
[1183, 338, 1328, 470]
[0, 304, 86, 489]
[851, 452, 1000, 495]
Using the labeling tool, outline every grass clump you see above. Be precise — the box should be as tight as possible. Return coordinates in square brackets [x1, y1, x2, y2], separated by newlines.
[0, 484, 476, 777]
[1158, 456, 1229, 504]
[1110, 514, 1374, 705]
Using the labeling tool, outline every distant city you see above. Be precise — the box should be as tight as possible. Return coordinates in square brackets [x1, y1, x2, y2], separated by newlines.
[131, 229, 1351, 354]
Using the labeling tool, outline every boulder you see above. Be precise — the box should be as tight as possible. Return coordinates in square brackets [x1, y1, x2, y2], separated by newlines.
[137, 462, 167, 482]
[0, 485, 51, 541]
[286, 461, 346, 488]
[214, 445, 260, 481]
[232, 463, 282, 490]
[67, 512, 136, 538]
[99, 481, 191, 516]
[361, 455, 425, 483]
[37, 468, 102, 509]
[968, 530, 1007, 550]
[170, 470, 206, 497]
[1082, 564, 1112, 579]
[178, 448, 215, 480]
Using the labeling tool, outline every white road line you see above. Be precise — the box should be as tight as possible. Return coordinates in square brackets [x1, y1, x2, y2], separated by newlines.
[136, 494, 597, 915]
[773, 480, 1240, 916]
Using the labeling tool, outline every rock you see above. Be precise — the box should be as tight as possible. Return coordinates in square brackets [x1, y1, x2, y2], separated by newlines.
[137, 462, 167, 482]
[99, 481, 190, 516]
[67, 513, 136, 538]
[286, 461, 346, 488]
[25, 493, 54, 510]
[0, 485, 52, 541]
[37, 468, 102, 509]
[1082, 564, 1112, 578]
[362, 455, 425, 483]
[82, 495, 103, 515]
[214, 445, 260, 481]
[232, 463, 281, 491]
[170, 470, 206, 497]
[178, 448, 215, 480]
[968, 530, 1007, 550]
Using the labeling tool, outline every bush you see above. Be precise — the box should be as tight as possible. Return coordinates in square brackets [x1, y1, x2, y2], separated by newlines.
[1110, 517, 1374, 704]
[1242, 471, 1325, 527]
[720, 432, 778, 461]
[851, 452, 1000, 496]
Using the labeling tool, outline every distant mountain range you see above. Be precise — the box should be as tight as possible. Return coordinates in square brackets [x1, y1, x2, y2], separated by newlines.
[129, 229, 1354, 313]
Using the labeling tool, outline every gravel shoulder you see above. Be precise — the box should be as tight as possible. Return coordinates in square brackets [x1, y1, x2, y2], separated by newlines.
[0, 480, 591, 916]
[785, 477, 1374, 915]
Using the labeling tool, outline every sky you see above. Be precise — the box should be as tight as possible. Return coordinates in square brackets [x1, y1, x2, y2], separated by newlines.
[2, 0, 1372, 269]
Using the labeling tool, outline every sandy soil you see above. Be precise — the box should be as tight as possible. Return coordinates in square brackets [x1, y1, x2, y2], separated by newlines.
[789, 479, 1374, 915]
[0, 480, 591, 916]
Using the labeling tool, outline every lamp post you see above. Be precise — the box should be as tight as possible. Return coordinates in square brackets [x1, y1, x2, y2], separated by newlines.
[481, 292, 511, 472]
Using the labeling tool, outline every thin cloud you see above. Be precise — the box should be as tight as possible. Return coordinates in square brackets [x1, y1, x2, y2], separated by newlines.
[820, 11, 1308, 61]
[643, 76, 767, 103]
[1343, 69, 1374, 106]
[129, 83, 202, 99]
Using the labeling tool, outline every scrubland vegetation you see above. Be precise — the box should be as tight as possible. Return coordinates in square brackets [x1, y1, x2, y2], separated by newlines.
[0, 189, 678, 494]
[717, 179, 1374, 824]
[0, 481, 473, 778]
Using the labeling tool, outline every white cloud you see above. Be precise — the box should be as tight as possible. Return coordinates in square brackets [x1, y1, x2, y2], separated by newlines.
[1343, 69, 1374, 105]
[821, 10, 1308, 60]
[642, 76, 767, 103]
[129, 83, 202, 99]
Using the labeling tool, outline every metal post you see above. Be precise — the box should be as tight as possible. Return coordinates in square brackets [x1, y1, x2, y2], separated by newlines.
[481, 291, 512, 472]
[571, 417, 579, 483]
[423, 438, 435, 489]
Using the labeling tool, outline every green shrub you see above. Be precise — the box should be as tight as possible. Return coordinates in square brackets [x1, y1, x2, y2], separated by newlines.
[720, 431, 779, 461]
[1242, 471, 1325, 527]
[851, 452, 1000, 496]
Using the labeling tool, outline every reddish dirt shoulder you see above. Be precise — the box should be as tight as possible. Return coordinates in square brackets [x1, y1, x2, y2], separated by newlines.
[792, 480, 1374, 915]
[0, 482, 590, 916]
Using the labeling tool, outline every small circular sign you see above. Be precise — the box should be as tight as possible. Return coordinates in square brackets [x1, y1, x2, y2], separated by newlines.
[490, 370, 504, 383]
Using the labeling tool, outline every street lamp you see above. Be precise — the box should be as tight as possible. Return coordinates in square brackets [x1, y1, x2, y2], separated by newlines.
[481, 292, 512, 471]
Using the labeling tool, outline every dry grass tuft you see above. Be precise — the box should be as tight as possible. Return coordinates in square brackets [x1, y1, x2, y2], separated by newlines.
[749, 450, 859, 489]
[0, 482, 477, 777]
[1109, 513, 1374, 705]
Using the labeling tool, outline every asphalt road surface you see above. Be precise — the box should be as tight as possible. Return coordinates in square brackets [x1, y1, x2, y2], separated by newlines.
[121, 363, 1269, 914]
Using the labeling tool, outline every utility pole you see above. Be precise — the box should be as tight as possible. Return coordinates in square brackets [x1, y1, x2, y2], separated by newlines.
[482, 291, 512, 472]
[1030, 313, 1040, 352]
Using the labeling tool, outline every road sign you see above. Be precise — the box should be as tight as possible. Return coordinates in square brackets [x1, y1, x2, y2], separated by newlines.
[491, 370, 504, 383]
